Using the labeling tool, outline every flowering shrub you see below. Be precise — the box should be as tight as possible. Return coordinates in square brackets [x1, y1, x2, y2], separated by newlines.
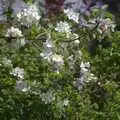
[0, 0, 120, 120]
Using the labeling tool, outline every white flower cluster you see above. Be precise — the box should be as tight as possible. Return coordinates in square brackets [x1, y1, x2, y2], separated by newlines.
[40, 90, 55, 104]
[40, 34, 53, 62]
[51, 54, 64, 65]
[55, 22, 80, 39]
[16, 4, 41, 26]
[16, 80, 30, 92]
[6, 27, 25, 47]
[80, 62, 90, 74]
[64, 8, 79, 23]
[80, 62, 97, 82]
[51, 54, 64, 73]
[10, 67, 25, 79]
[40, 34, 64, 72]
[55, 21, 71, 34]
[10, 67, 30, 92]
[6, 27, 23, 37]
[74, 62, 97, 90]
[63, 99, 69, 106]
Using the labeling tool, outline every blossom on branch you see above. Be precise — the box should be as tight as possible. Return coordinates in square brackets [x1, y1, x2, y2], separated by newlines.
[10, 67, 25, 80]
[64, 8, 79, 23]
[16, 4, 41, 26]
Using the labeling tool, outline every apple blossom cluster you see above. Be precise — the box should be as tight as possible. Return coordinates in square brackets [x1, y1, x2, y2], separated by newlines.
[64, 8, 79, 23]
[63, 99, 69, 106]
[74, 62, 97, 90]
[16, 4, 41, 26]
[10, 67, 25, 80]
[51, 54, 64, 73]
[16, 80, 30, 92]
[55, 21, 72, 38]
[55, 21, 71, 34]
[40, 34, 64, 73]
[40, 90, 55, 104]
[6, 27, 23, 37]
[4, 58, 29, 93]
[5, 26, 25, 47]
[1, 0, 116, 110]
[10, 66, 30, 92]
[1, 57, 30, 93]
[40, 34, 53, 62]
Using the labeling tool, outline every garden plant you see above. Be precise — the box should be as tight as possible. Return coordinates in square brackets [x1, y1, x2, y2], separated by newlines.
[0, 0, 120, 120]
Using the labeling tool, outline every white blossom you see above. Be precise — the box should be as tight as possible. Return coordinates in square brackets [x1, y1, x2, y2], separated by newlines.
[6, 27, 26, 47]
[74, 76, 85, 90]
[63, 99, 69, 106]
[40, 34, 53, 62]
[40, 90, 55, 104]
[41, 35, 64, 72]
[87, 73, 97, 82]
[10, 67, 24, 79]
[80, 62, 91, 76]
[55, 21, 71, 33]
[51, 54, 64, 73]
[40, 51, 52, 62]
[43, 39, 53, 50]
[74, 61, 97, 90]
[80, 62, 90, 69]
[16, 4, 41, 26]
[74, 40, 80, 44]
[16, 80, 30, 92]
[80, 62, 97, 83]
[6, 27, 23, 37]
[81, 67, 89, 74]
[64, 8, 79, 23]
[51, 54, 64, 66]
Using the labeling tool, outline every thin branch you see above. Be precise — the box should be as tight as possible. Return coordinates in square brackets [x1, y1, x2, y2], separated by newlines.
[0, 36, 45, 41]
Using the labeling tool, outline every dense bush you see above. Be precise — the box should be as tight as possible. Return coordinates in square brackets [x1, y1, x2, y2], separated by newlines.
[0, 1, 120, 120]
